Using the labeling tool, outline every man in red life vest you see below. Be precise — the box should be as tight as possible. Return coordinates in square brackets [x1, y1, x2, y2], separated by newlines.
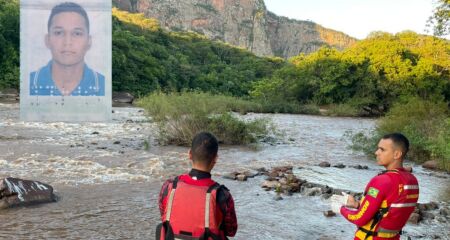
[157, 132, 238, 240]
[340, 133, 419, 240]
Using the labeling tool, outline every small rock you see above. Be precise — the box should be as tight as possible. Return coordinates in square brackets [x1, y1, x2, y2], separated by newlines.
[323, 210, 336, 217]
[333, 163, 346, 168]
[96, 147, 107, 150]
[113, 141, 121, 144]
[289, 182, 301, 192]
[422, 212, 436, 220]
[305, 187, 322, 196]
[279, 177, 288, 185]
[273, 195, 283, 201]
[90, 142, 98, 145]
[261, 180, 279, 189]
[319, 161, 331, 167]
[236, 174, 247, 181]
[92, 131, 99, 135]
[243, 170, 258, 178]
[439, 207, 450, 217]
[408, 212, 420, 224]
[223, 172, 237, 180]
[422, 160, 438, 170]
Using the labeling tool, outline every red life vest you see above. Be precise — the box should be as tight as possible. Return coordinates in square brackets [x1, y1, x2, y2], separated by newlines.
[358, 169, 419, 240]
[159, 175, 223, 240]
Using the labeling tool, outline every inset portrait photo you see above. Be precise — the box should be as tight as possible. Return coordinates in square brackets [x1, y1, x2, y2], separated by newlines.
[20, 0, 111, 121]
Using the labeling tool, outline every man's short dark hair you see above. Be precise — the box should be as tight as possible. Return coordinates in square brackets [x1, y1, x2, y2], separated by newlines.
[191, 132, 218, 165]
[48, 2, 90, 33]
[382, 133, 410, 159]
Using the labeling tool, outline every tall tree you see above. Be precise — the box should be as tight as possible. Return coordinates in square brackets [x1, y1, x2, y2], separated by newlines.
[427, 0, 450, 37]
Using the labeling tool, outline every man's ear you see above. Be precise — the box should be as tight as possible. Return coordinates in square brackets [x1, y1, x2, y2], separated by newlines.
[394, 149, 403, 160]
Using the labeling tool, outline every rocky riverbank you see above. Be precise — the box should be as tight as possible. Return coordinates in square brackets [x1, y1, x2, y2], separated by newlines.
[224, 165, 450, 225]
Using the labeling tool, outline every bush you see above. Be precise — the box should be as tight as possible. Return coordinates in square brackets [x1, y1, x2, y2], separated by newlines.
[349, 96, 450, 171]
[136, 91, 273, 146]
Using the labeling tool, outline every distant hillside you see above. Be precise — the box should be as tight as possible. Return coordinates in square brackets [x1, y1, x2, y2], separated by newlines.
[113, 0, 357, 58]
[112, 8, 284, 96]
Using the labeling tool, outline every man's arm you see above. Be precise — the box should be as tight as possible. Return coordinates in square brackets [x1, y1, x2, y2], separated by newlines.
[340, 175, 391, 227]
[217, 187, 238, 237]
[159, 179, 173, 217]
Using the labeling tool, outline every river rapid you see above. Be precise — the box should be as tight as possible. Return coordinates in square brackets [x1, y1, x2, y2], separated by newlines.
[0, 103, 449, 240]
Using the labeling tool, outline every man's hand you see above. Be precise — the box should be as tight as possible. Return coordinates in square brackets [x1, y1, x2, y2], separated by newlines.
[346, 194, 359, 209]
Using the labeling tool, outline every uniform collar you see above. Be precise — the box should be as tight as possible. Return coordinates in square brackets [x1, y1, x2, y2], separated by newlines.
[189, 168, 211, 180]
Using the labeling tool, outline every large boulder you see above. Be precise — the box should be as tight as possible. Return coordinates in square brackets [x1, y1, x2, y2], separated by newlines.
[112, 92, 135, 104]
[422, 160, 438, 170]
[0, 177, 56, 209]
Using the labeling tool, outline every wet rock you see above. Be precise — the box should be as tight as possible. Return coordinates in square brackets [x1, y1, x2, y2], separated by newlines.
[242, 170, 258, 178]
[222, 172, 238, 180]
[96, 146, 107, 150]
[113, 141, 121, 144]
[255, 167, 267, 173]
[319, 161, 331, 167]
[333, 163, 346, 168]
[420, 202, 439, 211]
[278, 177, 288, 185]
[289, 182, 301, 192]
[421, 212, 435, 220]
[261, 180, 279, 189]
[323, 210, 336, 217]
[352, 165, 369, 170]
[138, 109, 144, 113]
[408, 212, 421, 224]
[439, 207, 450, 217]
[91, 131, 99, 135]
[0, 177, 56, 209]
[112, 92, 134, 104]
[436, 216, 446, 223]
[304, 187, 322, 196]
[236, 174, 247, 181]
[273, 195, 283, 201]
[422, 160, 438, 170]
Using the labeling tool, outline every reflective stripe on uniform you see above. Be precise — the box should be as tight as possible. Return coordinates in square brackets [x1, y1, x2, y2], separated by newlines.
[403, 185, 419, 190]
[390, 202, 416, 208]
[356, 229, 399, 239]
[205, 192, 211, 228]
[165, 189, 176, 221]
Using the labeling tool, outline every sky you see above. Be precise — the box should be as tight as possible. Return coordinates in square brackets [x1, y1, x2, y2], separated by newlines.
[264, 0, 436, 39]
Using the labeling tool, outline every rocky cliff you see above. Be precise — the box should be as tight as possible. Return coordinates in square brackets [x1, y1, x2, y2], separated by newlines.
[113, 0, 357, 58]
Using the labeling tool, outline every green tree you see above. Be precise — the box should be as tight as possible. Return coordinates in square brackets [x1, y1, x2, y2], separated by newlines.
[427, 0, 450, 37]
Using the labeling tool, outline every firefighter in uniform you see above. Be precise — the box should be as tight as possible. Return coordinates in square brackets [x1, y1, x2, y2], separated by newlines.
[340, 133, 419, 240]
[157, 132, 238, 240]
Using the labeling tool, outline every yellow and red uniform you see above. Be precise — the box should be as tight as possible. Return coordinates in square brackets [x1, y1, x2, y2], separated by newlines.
[341, 168, 419, 240]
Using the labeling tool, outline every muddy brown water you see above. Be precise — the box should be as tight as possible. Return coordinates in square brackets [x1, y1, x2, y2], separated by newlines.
[0, 103, 449, 239]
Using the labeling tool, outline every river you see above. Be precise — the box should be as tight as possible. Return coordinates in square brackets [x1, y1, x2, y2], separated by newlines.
[0, 103, 448, 239]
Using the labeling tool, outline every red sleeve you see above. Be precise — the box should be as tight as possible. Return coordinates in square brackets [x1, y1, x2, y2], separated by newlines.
[159, 179, 173, 218]
[340, 174, 392, 226]
[219, 190, 238, 237]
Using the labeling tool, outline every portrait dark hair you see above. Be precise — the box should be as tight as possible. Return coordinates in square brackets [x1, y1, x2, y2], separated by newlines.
[382, 133, 410, 158]
[48, 2, 90, 32]
[191, 132, 219, 165]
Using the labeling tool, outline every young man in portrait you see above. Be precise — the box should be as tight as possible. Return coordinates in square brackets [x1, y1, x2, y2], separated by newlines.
[29, 2, 104, 96]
